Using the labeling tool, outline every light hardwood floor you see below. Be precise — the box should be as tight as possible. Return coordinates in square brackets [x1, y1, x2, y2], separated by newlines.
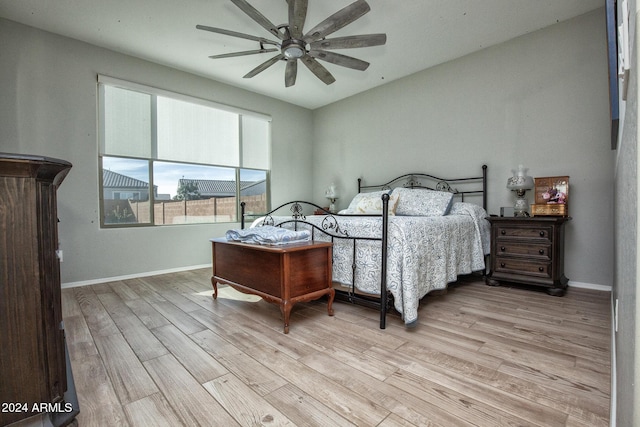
[61, 269, 611, 426]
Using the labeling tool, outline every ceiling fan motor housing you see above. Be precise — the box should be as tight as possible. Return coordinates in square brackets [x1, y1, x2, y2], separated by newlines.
[281, 38, 306, 59]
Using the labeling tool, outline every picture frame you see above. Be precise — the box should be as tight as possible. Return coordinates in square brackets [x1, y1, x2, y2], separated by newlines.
[606, 0, 620, 149]
[531, 176, 569, 217]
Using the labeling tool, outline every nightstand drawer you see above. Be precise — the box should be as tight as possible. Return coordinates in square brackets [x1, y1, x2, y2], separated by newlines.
[495, 225, 553, 240]
[494, 258, 551, 278]
[496, 242, 551, 260]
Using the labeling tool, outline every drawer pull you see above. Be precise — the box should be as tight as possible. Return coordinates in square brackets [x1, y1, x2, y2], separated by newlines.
[538, 267, 544, 272]
[500, 263, 505, 268]
[539, 249, 545, 255]
[501, 230, 506, 235]
[539, 231, 545, 237]
[500, 246, 506, 251]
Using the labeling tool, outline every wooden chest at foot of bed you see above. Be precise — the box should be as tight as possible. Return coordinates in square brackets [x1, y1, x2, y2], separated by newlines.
[210, 238, 335, 333]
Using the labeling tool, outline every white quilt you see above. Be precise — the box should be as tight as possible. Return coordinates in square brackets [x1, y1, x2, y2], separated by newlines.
[253, 202, 490, 325]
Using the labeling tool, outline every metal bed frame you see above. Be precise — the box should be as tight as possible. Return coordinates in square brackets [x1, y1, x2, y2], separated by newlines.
[241, 165, 487, 329]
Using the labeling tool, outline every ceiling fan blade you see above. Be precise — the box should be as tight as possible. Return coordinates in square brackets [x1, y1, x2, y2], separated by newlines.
[287, 0, 308, 39]
[243, 54, 284, 78]
[300, 56, 336, 85]
[308, 50, 369, 71]
[209, 48, 278, 59]
[196, 25, 279, 46]
[310, 33, 386, 50]
[285, 60, 298, 87]
[302, 0, 370, 43]
[231, 0, 284, 40]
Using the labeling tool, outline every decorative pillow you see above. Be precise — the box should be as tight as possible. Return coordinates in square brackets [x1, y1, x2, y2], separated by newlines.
[342, 191, 399, 215]
[393, 187, 454, 216]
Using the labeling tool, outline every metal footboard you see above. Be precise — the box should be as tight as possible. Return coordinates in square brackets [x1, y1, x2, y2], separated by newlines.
[241, 196, 392, 329]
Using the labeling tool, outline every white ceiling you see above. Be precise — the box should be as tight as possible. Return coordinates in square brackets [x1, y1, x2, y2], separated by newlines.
[0, 0, 603, 110]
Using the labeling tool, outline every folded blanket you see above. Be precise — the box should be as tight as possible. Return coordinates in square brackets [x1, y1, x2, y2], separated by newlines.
[225, 225, 311, 245]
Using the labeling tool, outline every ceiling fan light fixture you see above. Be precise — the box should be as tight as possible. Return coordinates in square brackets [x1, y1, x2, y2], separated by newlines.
[281, 39, 306, 59]
[284, 46, 305, 59]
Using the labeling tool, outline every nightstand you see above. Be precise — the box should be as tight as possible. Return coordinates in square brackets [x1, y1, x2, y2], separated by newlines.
[485, 216, 571, 296]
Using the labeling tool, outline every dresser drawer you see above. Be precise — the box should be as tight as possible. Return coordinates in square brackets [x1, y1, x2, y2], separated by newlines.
[495, 242, 551, 260]
[494, 257, 551, 279]
[495, 224, 554, 240]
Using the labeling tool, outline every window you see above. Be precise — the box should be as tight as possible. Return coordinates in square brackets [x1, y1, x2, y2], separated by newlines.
[98, 76, 271, 227]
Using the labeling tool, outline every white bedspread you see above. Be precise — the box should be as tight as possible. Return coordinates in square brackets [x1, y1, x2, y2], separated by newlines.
[253, 202, 490, 325]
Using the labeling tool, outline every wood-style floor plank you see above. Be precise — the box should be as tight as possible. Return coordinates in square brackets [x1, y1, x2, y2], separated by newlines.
[203, 373, 296, 426]
[97, 291, 169, 362]
[151, 323, 229, 383]
[143, 354, 240, 426]
[73, 286, 121, 337]
[70, 354, 129, 426]
[191, 328, 289, 397]
[263, 384, 356, 427]
[92, 332, 159, 405]
[62, 269, 611, 426]
[365, 345, 569, 427]
[124, 298, 172, 330]
[123, 393, 185, 427]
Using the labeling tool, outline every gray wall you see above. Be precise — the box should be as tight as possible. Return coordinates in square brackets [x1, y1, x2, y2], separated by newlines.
[614, 0, 639, 423]
[312, 9, 615, 289]
[0, 18, 314, 284]
[0, 12, 615, 288]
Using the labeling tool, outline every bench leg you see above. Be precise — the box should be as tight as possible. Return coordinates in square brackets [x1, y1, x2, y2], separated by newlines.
[210, 277, 218, 300]
[281, 301, 291, 334]
[327, 289, 335, 316]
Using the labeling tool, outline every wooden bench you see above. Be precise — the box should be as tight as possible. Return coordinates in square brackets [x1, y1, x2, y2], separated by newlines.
[210, 238, 335, 333]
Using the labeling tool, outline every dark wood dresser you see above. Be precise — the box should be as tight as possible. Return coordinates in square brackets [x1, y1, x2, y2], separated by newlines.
[0, 153, 77, 426]
[485, 216, 571, 296]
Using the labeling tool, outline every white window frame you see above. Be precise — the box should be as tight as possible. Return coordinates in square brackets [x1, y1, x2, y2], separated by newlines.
[98, 75, 271, 228]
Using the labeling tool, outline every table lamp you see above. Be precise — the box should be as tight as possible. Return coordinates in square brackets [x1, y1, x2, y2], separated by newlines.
[325, 183, 338, 213]
[506, 165, 534, 217]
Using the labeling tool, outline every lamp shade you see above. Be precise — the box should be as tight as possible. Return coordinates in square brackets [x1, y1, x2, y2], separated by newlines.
[506, 165, 534, 190]
[507, 175, 534, 190]
[325, 183, 338, 199]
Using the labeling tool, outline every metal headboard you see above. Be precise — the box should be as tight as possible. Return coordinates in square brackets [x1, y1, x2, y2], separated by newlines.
[358, 164, 488, 210]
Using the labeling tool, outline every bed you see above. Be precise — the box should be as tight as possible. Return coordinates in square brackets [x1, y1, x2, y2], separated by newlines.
[239, 165, 490, 329]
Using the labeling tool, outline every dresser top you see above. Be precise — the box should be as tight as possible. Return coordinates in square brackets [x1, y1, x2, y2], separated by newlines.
[487, 215, 571, 224]
[0, 153, 72, 184]
[0, 152, 72, 165]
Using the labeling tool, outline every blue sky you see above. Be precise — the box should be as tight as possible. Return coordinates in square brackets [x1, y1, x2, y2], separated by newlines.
[103, 156, 265, 197]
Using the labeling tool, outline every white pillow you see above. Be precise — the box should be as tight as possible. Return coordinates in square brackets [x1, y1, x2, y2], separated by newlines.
[393, 187, 454, 216]
[342, 191, 399, 215]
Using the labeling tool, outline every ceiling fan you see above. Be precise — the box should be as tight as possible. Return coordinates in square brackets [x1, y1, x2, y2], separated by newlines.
[196, 0, 386, 87]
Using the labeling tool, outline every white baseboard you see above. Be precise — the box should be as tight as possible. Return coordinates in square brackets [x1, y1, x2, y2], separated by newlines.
[61, 264, 212, 289]
[63, 269, 612, 293]
[568, 280, 612, 292]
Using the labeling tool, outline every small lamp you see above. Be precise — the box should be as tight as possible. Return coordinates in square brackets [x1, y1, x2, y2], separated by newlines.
[325, 183, 338, 213]
[506, 165, 534, 217]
